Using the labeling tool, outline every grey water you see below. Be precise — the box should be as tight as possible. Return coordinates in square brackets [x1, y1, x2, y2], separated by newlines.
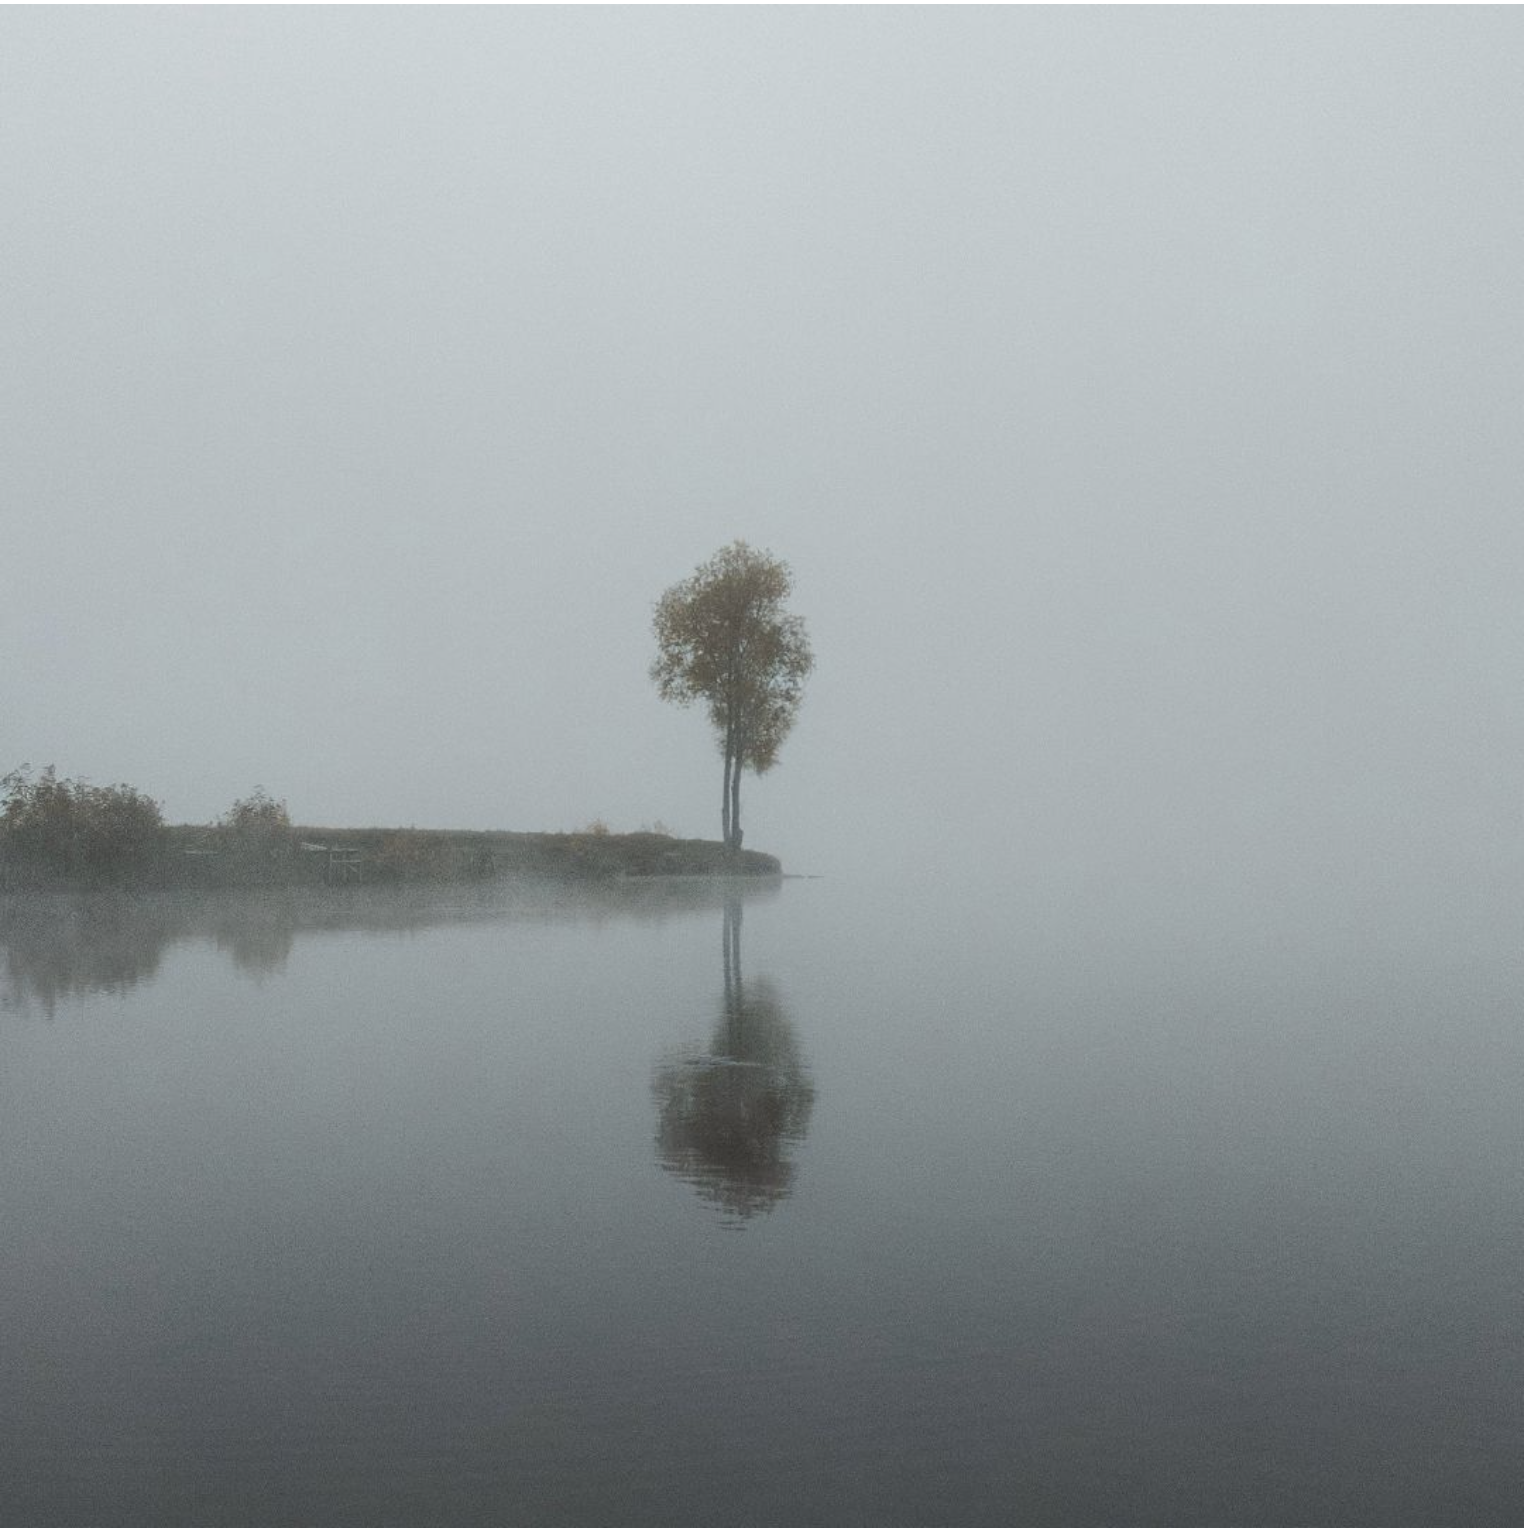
[0, 868, 1517, 1526]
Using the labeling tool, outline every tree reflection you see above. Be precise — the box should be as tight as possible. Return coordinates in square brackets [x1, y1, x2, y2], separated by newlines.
[0, 896, 175, 1016]
[209, 906, 296, 980]
[654, 896, 815, 1223]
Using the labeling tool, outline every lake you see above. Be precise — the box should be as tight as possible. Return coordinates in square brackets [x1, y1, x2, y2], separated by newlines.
[0, 868, 1518, 1525]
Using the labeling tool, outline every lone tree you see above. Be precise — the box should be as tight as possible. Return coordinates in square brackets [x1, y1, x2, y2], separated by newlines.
[651, 541, 813, 856]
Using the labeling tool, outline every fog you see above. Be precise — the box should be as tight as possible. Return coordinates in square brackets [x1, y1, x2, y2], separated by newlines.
[2, 7, 1517, 924]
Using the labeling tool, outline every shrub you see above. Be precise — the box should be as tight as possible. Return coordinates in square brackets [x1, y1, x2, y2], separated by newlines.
[0, 765, 165, 884]
[219, 787, 291, 842]
[372, 830, 454, 883]
[215, 788, 293, 881]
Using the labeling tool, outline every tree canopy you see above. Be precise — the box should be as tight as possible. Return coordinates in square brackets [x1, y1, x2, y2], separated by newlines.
[651, 542, 813, 854]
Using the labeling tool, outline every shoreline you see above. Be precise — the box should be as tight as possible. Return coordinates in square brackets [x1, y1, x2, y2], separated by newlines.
[1, 826, 783, 892]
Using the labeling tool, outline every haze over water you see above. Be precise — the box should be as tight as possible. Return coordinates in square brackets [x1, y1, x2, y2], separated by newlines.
[0, 6, 1518, 1525]
[0, 863, 1517, 1526]
[1, 9, 1514, 889]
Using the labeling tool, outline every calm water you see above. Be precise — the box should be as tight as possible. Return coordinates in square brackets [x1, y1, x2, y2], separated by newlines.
[0, 870, 1517, 1525]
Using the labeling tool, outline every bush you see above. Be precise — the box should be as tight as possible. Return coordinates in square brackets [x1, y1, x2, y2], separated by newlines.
[215, 788, 293, 881]
[372, 830, 455, 882]
[0, 765, 165, 884]
[219, 787, 291, 841]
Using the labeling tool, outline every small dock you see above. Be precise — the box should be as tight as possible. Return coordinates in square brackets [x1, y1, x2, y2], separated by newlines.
[300, 843, 364, 884]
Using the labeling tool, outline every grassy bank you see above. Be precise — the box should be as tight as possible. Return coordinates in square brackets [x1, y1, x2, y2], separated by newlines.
[0, 768, 783, 889]
[162, 825, 783, 887]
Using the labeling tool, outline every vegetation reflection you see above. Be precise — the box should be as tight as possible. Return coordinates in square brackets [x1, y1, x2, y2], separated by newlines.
[0, 880, 783, 1017]
[654, 896, 815, 1223]
[0, 896, 176, 1014]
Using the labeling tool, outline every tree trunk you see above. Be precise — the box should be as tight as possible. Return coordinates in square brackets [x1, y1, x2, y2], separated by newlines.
[720, 702, 735, 852]
[722, 692, 742, 858]
[729, 752, 743, 853]
[720, 745, 732, 851]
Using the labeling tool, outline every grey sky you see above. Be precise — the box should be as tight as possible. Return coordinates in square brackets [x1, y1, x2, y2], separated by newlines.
[1, 6, 1518, 897]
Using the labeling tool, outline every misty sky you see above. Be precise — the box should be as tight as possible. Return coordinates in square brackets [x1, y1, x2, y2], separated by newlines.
[1, 6, 1518, 897]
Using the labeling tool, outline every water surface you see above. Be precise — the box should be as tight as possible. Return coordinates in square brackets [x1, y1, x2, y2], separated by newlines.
[0, 872, 1517, 1524]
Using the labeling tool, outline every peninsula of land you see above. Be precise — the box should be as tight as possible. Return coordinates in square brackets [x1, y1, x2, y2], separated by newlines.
[0, 770, 781, 890]
[176, 825, 783, 886]
[1, 821, 781, 892]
